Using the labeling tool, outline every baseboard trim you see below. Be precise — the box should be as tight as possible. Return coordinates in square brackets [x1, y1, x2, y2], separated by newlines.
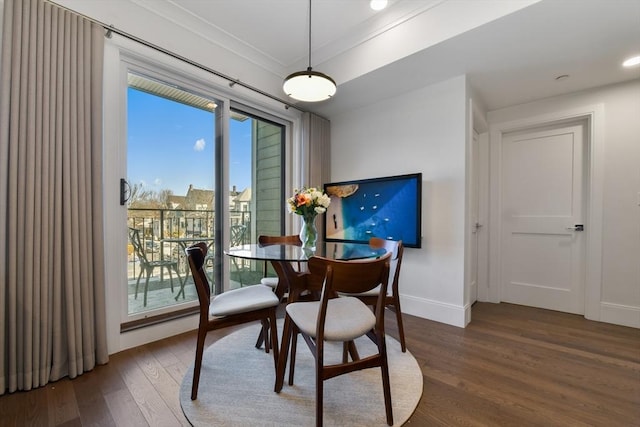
[600, 302, 640, 328]
[400, 294, 468, 328]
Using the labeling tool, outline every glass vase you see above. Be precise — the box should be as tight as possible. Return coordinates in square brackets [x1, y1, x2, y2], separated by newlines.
[299, 214, 318, 251]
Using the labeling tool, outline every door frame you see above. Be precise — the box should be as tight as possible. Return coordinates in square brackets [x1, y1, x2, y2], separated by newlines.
[467, 99, 490, 324]
[486, 104, 605, 321]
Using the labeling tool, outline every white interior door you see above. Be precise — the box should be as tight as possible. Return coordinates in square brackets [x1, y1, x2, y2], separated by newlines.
[500, 122, 586, 314]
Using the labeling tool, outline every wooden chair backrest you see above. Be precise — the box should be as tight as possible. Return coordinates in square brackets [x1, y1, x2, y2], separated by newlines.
[308, 252, 391, 297]
[308, 252, 392, 334]
[257, 234, 302, 246]
[186, 243, 212, 320]
[258, 234, 303, 276]
[368, 237, 404, 296]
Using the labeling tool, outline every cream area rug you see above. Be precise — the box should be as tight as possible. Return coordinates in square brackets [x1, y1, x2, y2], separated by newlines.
[179, 321, 423, 426]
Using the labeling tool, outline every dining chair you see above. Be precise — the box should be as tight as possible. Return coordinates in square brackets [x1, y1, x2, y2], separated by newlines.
[253, 234, 302, 350]
[349, 237, 407, 352]
[258, 234, 302, 293]
[186, 242, 280, 400]
[278, 252, 394, 426]
[128, 227, 183, 307]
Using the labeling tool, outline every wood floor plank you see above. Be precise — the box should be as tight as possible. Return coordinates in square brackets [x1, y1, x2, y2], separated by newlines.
[131, 346, 189, 426]
[114, 346, 182, 427]
[103, 388, 149, 427]
[420, 376, 540, 427]
[92, 357, 129, 397]
[16, 385, 50, 426]
[72, 369, 116, 427]
[0, 390, 33, 427]
[164, 361, 188, 386]
[46, 379, 80, 426]
[145, 338, 182, 368]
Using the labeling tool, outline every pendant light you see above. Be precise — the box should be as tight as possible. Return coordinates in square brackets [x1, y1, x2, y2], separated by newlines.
[283, 0, 337, 102]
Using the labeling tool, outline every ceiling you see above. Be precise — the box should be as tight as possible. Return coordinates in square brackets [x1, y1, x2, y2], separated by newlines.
[61, 0, 640, 115]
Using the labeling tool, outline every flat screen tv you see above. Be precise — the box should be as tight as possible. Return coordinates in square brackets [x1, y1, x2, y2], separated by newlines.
[323, 173, 422, 248]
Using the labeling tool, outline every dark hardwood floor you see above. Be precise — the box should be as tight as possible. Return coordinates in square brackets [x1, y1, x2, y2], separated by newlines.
[1, 302, 639, 426]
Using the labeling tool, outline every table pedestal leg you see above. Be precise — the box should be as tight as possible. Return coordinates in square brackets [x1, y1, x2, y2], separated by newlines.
[272, 260, 307, 393]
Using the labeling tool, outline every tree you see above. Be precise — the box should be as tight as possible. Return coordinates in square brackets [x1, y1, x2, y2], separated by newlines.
[127, 182, 173, 208]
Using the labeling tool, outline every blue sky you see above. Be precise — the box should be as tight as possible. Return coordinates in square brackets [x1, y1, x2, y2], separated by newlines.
[127, 88, 252, 196]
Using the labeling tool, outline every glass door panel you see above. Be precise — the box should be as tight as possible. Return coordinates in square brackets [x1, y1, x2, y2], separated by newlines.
[126, 72, 216, 316]
[228, 109, 284, 289]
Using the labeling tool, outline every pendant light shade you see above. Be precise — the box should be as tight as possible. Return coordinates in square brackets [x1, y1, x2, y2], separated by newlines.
[283, 0, 336, 102]
[283, 67, 336, 102]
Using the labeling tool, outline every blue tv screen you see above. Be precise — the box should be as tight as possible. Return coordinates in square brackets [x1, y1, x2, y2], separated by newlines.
[323, 173, 422, 248]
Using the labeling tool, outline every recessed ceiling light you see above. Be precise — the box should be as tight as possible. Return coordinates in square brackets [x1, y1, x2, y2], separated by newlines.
[622, 55, 640, 67]
[370, 0, 388, 11]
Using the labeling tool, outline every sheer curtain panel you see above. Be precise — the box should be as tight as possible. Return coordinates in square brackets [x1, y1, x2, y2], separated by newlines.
[0, 0, 108, 394]
[301, 112, 331, 241]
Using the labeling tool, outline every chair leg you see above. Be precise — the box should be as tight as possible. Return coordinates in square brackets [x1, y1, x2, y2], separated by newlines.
[143, 271, 152, 307]
[275, 315, 294, 393]
[288, 327, 298, 386]
[268, 311, 279, 371]
[315, 340, 324, 427]
[259, 319, 270, 353]
[378, 333, 394, 426]
[341, 340, 360, 363]
[393, 297, 407, 352]
[166, 267, 175, 293]
[134, 270, 144, 299]
[175, 267, 183, 294]
[255, 328, 265, 349]
[191, 327, 207, 400]
[174, 267, 187, 301]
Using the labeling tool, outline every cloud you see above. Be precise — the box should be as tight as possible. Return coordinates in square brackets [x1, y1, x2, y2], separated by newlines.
[154, 178, 162, 186]
[194, 138, 206, 151]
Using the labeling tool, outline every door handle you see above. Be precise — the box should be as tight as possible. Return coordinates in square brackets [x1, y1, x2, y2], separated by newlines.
[120, 178, 131, 206]
[566, 224, 584, 231]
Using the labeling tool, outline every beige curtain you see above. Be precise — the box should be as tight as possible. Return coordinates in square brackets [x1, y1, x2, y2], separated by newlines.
[301, 112, 331, 241]
[0, 0, 108, 395]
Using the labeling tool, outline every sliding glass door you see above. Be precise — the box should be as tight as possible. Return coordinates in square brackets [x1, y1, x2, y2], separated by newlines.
[124, 72, 284, 324]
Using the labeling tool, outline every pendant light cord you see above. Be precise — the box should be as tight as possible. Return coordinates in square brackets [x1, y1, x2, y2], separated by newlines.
[307, 0, 313, 71]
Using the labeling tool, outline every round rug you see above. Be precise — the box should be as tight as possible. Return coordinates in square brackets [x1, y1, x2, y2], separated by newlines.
[180, 321, 422, 426]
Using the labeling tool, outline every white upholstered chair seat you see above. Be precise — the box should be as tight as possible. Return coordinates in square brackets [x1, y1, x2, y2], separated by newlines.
[260, 277, 279, 288]
[285, 297, 376, 342]
[210, 284, 279, 317]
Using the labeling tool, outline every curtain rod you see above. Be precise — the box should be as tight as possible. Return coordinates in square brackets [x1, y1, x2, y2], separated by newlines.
[46, 0, 304, 112]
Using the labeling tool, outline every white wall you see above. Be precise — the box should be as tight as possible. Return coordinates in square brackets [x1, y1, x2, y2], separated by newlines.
[328, 75, 470, 327]
[488, 79, 640, 328]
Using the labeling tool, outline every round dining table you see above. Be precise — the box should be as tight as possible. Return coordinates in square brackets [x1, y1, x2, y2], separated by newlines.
[225, 241, 386, 300]
[224, 240, 387, 392]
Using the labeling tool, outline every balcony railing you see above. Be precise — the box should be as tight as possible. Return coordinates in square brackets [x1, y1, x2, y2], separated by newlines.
[126, 208, 253, 314]
[128, 206, 249, 257]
